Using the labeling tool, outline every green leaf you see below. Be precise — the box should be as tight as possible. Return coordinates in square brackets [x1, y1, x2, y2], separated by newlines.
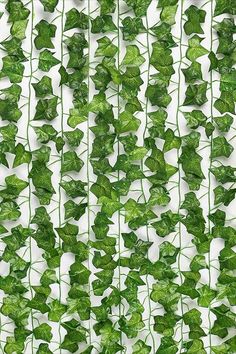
[39, 0, 59, 12]
[37, 344, 53, 354]
[214, 92, 235, 114]
[0, 202, 21, 221]
[124, 0, 151, 16]
[64, 8, 89, 31]
[184, 5, 206, 35]
[115, 112, 140, 134]
[211, 136, 233, 158]
[64, 200, 87, 221]
[91, 15, 117, 33]
[0, 174, 28, 200]
[186, 35, 208, 62]
[48, 300, 67, 322]
[184, 110, 207, 129]
[0, 56, 24, 83]
[163, 128, 181, 152]
[67, 108, 88, 128]
[60, 179, 87, 198]
[132, 340, 151, 354]
[34, 97, 58, 121]
[146, 84, 171, 108]
[197, 285, 216, 307]
[32, 76, 53, 98]
[119, 312, 145, 338]
[35, 20, 56, 50]
[214, 0, 236, 16]
[182, 62, 203, 83]
[121, 17, 145, 41]
[214, 114, 233, 132]
[61, 151, 84, 174]
[34, 124, 57, 143]
[122, 45, 145, 66]
[98, 0, 116, 14]
[33, 323, 52, 342]
[10, 19, 28, 40]
[183, 82, 207, 106]
[95, 36, 118, 57]
[214, 186, 236, 206]
[38, 50, 60, 72]
[13, 143, 31, 167]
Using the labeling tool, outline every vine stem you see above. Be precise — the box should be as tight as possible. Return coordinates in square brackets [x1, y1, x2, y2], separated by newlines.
[117, 0, 122, 350]
[87, 0, 92, 346]
[26, 1, 34, 353]
[176, 0, 184, 351]
[58, 0, 65, 351]
[139, 14, 156, 353]
[207, 1, 214, 352]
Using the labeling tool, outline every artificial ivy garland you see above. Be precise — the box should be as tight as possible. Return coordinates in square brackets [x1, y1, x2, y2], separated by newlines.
[0, 0, 236, 353]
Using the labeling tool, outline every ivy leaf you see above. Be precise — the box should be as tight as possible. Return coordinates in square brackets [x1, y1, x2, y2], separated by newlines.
[114, 112, 140, 134]
[211, 136, 233, 158]
[64, 8, 89, 31]
[197, 285, 217, 307]
[183, 83, 207, 106]
[184, 5, 206, 35]
[119, 313, 145, 338]
[184, 110, 207, 129]
[60, 179, 87, 198]
[0, 202, 21, 221]
[6, 1, 30, 22]
[214, 114, 233, 132]
[48, 300, 67, 322]
[13, 143, 31, 167]
[214, 186, 236, 206]
[37, 344, 53, 354]
[145, 84, 171, 108]
[122, 45, 145, 67]
[4, 337, 24, 354]
[95, 36, 118, 57]
[0, 56, 24, 83]
[210, 165, 236, 184]
[64, 201, 87, 221]
[148, 186, 170, 207]
[67, 108, 88, 128]
[61, 151, 84, 174]
[186, 35, 208, 62]
[69, 262, 91, 285]
[89, 93, 111, 114]
[91, 15, 117, 33]
[182, 62, 203, 83]
[214, 92, 235, 114]
[0, 174, 28, 200]
[150, 42, 174, 76]
[179, 146, 205, 190]
[10, 19, 28, 40]
[163, 128, 181, 152]
[121, 17, 145, 41]
[32, 76, 53, 98]
[34, 124, 57, 143]
[98, 0, 116, 14]
[34, 97, 58, 121]
[124, 0, 152, 16]
[132, 340, 151, 354]
[39, 0, 59, 12]
[64, 129, 84, 148]
[151, 280, 180, 312]
[152, 210, 181, 237]
[38, 50, 60, 72]
[33, 323, 52, 342]
[35, 20, 56, 50]
[214, 0, 236, 16]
